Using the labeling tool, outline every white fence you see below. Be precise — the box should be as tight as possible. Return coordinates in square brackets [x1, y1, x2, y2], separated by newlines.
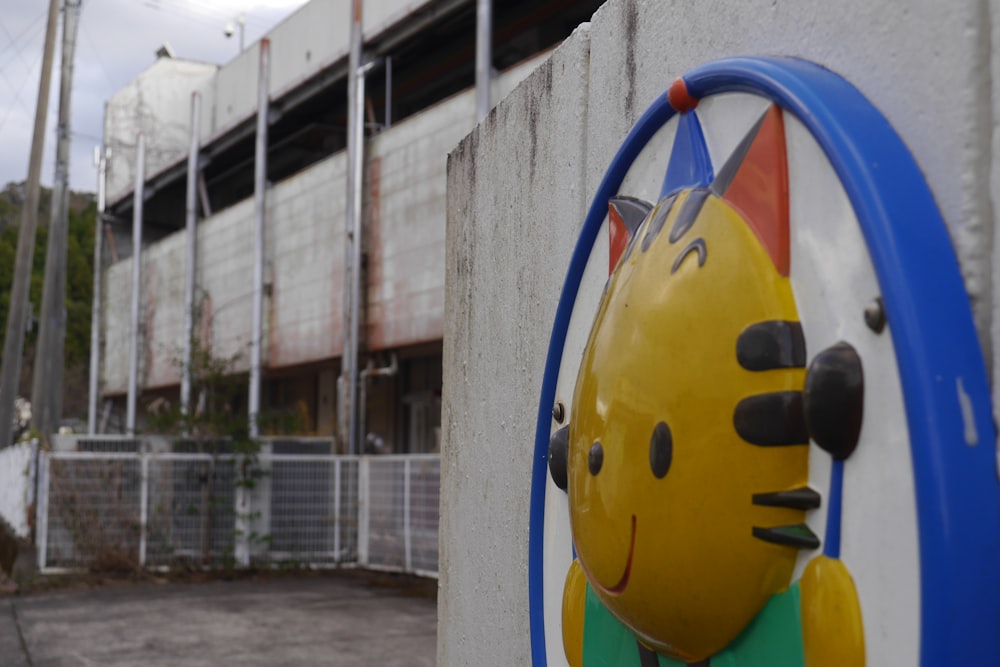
[36, 449, 439, 577]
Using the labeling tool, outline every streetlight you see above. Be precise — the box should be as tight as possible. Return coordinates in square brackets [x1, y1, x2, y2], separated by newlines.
[224, 14, 246, 53]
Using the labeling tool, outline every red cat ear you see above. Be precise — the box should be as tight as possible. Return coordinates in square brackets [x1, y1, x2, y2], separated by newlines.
[609, 196, 653, 274]
[712, 104, 790, 276]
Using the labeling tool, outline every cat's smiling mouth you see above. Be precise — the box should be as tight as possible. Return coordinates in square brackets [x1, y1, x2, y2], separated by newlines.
[593, 514, 636, 597]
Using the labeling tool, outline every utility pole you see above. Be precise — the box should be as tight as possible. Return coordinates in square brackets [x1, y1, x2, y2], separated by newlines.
[0, 0, 61, 449]
[340, 0, 363, 454]
[33, 0, 83, 435]
[87, 145, 107, 434]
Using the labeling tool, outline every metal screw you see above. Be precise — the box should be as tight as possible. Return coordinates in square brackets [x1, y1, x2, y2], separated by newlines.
[864, 298, 885, 334]
[552, 402, 565, 424]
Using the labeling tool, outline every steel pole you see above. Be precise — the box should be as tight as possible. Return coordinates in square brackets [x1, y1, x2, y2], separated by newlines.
[385, 55, 392, 129]
[33, 0, 82, 434]
[342, 0, 363, 454]
[249, 40, 270, 440]
[87, 147, 106, 434]
[475, 0, 492, 121]
[0, 0, 60, 448]
[126, 133, 145, 435]
[181, 92, 201, 421]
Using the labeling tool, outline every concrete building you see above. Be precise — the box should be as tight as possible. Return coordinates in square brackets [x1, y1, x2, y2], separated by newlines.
[95, 0, 603, 450]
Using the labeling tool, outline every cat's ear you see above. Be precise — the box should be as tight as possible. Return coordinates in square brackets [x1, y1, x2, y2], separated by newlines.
[711, 104, 790, 276]
[609, 196, 653, 273]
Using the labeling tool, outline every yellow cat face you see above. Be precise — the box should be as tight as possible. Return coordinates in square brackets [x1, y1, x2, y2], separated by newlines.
[569, 188, 812, 661]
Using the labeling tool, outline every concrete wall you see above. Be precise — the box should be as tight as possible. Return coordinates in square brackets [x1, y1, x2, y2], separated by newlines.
[441, 29, 591, 665]
[105, 0, 440, 206]
[100, 58, 545, 395]
[440, 0, 1000, 662]
[104, 58, 218, 203]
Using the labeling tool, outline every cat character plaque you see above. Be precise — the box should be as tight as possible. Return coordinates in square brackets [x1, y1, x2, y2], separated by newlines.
[529, 57, 1000, 667]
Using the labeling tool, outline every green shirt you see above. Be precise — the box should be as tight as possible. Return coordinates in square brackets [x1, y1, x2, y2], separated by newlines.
[581, 583, 805, 667]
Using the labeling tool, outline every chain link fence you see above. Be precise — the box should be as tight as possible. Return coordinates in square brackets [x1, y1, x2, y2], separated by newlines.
[36, 447, 439, 577]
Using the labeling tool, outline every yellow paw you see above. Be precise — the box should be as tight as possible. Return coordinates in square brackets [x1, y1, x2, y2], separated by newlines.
[562, 559, 587, 667]
[800, 555, 865, 667]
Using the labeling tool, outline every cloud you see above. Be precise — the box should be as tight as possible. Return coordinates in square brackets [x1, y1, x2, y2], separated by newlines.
[0, 0, 308, 193]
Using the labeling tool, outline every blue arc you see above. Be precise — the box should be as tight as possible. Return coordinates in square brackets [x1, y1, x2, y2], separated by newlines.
[528, 56, 999, 666]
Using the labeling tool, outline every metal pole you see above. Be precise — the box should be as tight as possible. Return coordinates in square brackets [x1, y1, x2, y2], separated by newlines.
[403, 457, 412, 571]
[333, 457, 341, 560]
[0, 0, 60, 449]
[126, 133, 145, 435]
[358, 456, 369, 566]
[35, 452, 50, 571]
[341, 0, 364, 454]
[249, 40, 269, 440]
[359, 353, 397, 454]
[181, 92, 201, 421]
[87, 147, 107, 434]
[33, 0, 82, 434]
[384, 56, 392, 129]
[139, 454, 149, 566]
[475, 0, 492, 121]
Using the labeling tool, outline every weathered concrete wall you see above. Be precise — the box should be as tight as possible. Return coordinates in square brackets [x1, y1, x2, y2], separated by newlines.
[440, 29, 591, 665]
[101, 59, 545, 394]
[440, 0, 1000, 662]
[106, 0, 442, 206]
[104, 58, 218, 204]
[366, 53, 549, 351]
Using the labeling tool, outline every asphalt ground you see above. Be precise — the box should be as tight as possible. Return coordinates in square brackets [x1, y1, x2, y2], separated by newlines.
[0, 570, 437, 666]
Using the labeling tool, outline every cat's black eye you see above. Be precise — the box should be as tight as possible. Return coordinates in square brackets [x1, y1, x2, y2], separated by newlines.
[649, 421, 673, 479]
[588, 442, 604, 476]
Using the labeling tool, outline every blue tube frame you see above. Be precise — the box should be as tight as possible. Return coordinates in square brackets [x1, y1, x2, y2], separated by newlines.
[528, 56, 999, 665]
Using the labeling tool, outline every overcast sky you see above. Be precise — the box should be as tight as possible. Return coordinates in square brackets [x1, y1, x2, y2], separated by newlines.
[0, 0, 311, 194]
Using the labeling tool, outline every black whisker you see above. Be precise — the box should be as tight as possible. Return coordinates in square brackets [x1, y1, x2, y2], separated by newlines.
[668, 188, 711, 244]
[752, 487, 821, 510]
[737, 321, 806, 371]
[734, 391, 809, 446]
[752, 524, 820, 550]
[671, 238, 706, 274]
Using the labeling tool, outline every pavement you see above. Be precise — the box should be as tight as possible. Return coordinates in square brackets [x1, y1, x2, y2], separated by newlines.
[0, 571, 437, 666]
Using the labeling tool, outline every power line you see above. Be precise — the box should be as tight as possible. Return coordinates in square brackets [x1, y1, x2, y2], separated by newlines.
[0, 12, 46, 74]
[0, 53, 41, 135]
[0, 9, 46, 60]
[0, 15, 45, 117]
[80, 20, 116, 91]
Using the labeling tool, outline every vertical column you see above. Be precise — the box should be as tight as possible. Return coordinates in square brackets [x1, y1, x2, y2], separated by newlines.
[181, 93, 201, 421]
[475, 0, 493, 121]
[249, 40, 270, 441]
[35, 452, 50, 570]
[139, 454, 149, 566]
[341, 0, 364, 454]
[358, 456, 370, 566]
[403, 458, 412, 571]
[0, 0, 59, 449]
[333, 458, 342, 561]
[87, 147, 107, 434]
[126, 133, 145, 435]
[32, 0, 82, 434]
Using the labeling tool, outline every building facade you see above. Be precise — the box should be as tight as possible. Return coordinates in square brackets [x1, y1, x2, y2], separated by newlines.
[96, 0, 602, 451]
